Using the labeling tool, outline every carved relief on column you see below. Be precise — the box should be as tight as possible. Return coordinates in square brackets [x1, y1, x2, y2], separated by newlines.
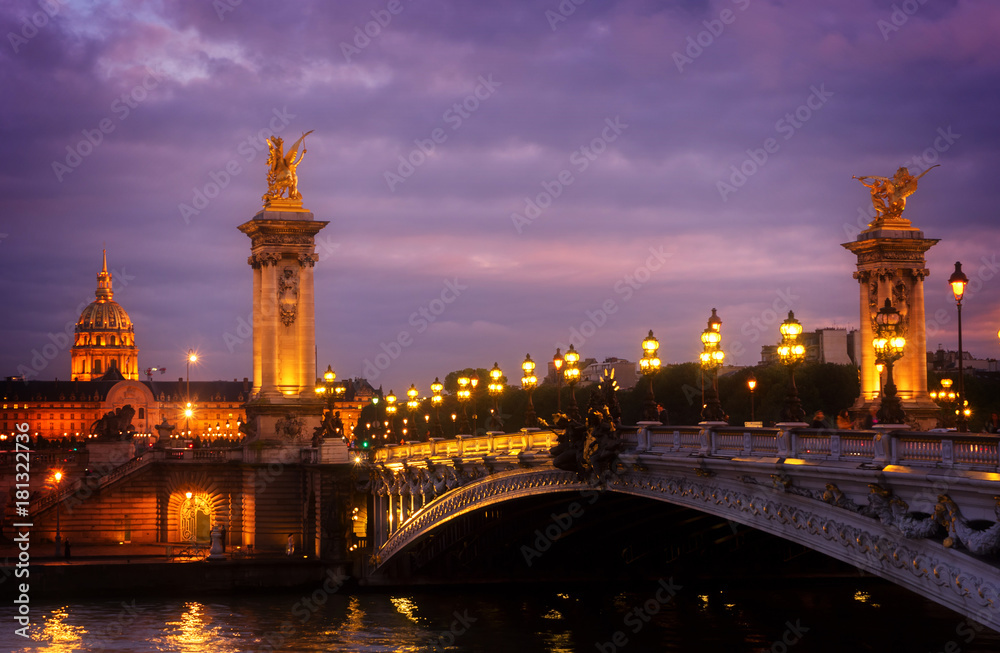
[297, 253, 317, 268]
[278, 266, 300, 327]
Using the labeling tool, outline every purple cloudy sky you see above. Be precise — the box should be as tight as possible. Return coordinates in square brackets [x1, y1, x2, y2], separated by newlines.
[2, 0, 999, 394]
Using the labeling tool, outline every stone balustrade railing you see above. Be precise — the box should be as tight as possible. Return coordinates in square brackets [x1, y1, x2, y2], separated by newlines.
[373, 425, 1000, 473]
[632, 425, 999, 472]
[374, 431, 560, 465]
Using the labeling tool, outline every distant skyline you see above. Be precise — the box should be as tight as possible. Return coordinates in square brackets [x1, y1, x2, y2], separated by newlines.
[2, 0, 999, 393]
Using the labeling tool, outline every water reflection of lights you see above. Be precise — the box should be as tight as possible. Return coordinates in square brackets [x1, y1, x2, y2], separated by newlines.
[390, 596, 421, 624]
[36, 606, 87, 651]
[853, 590, 881, 608]
[159, 601, 240, 652]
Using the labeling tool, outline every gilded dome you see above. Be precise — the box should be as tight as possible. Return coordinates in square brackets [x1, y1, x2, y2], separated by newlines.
[74, 250, 135, 336]
[77, 299, 134, 333]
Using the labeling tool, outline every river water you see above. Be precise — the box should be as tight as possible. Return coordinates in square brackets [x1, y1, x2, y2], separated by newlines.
[5, 577, 1000, 653]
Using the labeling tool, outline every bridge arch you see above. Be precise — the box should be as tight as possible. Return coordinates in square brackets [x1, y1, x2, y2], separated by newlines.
[368, 426, 1000, 632]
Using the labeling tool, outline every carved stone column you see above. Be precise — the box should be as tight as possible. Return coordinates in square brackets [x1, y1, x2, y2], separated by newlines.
[843, 225, 940, 429]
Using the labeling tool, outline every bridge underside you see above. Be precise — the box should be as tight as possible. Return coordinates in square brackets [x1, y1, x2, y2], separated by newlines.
[371, 467, 1000, 632]
[373, 485, 847, 584]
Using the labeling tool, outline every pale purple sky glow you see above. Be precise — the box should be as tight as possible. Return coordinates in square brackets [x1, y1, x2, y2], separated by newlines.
[2, 0, 998, 393]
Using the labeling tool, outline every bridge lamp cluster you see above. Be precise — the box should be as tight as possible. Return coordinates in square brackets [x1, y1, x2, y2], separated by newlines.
[639, 330, 661, 422]
[562, 345, 582, 421]
[699, 309, 726, 423]
[777, 311, 807, 423]
[430, 377, 444, 438]
[385, 391, 397, 442]
[487, 363, 504, 431]
[456, 375, 472, 435]
[872, 299, 906, 425]
[521, 354, 538, 429]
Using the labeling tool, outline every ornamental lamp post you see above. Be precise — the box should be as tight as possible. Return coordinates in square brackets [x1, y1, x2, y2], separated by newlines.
[406, 384, 419, 441]
[747, 374, 756, 422]
[948, 261, 969, 432]
[873, 299, 906, 425]
[456, 375, 472, 434]
[487, 363, 504, 431]
[563, 345, 581, 421]
[470, 376, 480, 435]
[552, 348, 564, 413]
[522, 354, 539, 429]
[52, 470, 63, 556]
[639, 330, 662, 422]
[777, 310, 807, 423]
[430, 377, 444, 437]
[699, 309, 726, 423]
[186, 349, 198, 401]
[385, 390, 397, 442]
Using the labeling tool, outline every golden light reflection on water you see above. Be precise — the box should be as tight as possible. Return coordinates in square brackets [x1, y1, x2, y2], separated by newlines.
[391, 596, 421, 623]
[341, 595, 366, 632]
[157, 601, 240, 653]
[30, 606, 87, 651]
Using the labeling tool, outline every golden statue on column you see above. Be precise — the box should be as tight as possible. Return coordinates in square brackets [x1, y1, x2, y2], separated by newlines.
[852, 164, 939, 226]
[262, 130, 314, 207]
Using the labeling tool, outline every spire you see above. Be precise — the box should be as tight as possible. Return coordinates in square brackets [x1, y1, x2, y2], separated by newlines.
[96, 249, 113, 301]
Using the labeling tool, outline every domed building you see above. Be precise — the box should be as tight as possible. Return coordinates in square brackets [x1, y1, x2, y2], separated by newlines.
[71, 250, 139, 381]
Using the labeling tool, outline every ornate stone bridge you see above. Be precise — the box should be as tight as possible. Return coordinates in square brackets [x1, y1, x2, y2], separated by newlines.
[365, 423, 1000, 631]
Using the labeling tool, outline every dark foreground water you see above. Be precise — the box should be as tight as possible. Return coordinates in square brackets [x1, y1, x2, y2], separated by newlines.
[4, 578, 999, 652]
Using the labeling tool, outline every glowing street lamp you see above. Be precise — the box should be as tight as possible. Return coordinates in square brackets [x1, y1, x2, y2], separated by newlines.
[948, 261, 969, 432]
[563, 345, 581, 421]
[487, 363, 504, 431]
[639, 330, 662, 421]
[186, 349, 198, 401]
[385, 390, 397, 442]
[430, 377, 444, 437]
[873, 299, 906, 425]
[747, 374, 756, 422]
[51, 470, 64, 556]
[777, 310, 806, 423]
[456, 375, 472, 434]
[406, 384, 420, 441]
[521, 354, 538, 429]
[699, 309, 726, 423]
[552, 348, 564, 413]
